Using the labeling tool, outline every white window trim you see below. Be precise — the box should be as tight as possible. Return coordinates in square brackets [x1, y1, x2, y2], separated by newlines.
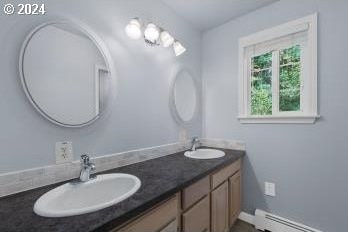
[238, 13, 319, 124]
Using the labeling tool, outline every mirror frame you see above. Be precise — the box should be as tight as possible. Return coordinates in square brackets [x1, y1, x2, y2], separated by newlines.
[170, 68, 199, 126]
[19, 20, 116, 128]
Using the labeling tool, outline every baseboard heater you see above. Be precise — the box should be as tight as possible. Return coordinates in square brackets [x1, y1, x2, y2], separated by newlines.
[254, 209, 322, 232]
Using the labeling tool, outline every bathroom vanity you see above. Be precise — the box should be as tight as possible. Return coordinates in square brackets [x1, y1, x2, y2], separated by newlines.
[0, 147, 244, 232]
[113, 158, 241, 232]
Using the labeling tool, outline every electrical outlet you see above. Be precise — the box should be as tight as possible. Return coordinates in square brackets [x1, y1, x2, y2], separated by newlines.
[265, 182, 276, 197]
[55, 141, 73, 164]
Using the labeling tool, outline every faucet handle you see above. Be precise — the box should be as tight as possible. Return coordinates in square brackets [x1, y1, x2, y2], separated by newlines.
[80, 154, 90, 165]
[90, 163, 96, 171]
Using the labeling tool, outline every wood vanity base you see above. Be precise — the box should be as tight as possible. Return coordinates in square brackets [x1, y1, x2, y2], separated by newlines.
[114, 158, 242, 232]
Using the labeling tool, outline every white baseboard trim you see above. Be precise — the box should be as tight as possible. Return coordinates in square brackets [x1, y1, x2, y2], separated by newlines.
[238, 211, 255, 225]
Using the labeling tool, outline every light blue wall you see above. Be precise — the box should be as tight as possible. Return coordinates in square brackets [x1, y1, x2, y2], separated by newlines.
[0, 0, 202, 173]
[202, 0, 348, 231]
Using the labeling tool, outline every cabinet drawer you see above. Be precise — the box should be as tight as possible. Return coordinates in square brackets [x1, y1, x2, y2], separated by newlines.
[211, 159, 241, 189]
[117, 196, 178, 232]
[182, 196, 210, 232]
[182, 176, 210, 210]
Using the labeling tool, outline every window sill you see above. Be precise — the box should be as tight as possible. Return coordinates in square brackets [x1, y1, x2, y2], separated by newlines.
[238, 115, 320, 124]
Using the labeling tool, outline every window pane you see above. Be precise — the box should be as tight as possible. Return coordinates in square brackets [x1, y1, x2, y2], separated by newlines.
[252, 52, 272, 69]
[279, 45, 301, 112]
[251, 52, 272, 115]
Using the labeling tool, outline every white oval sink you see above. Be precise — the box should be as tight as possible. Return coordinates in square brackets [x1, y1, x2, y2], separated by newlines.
[184, 149, 225, 159]
[34, 173, 141, 217]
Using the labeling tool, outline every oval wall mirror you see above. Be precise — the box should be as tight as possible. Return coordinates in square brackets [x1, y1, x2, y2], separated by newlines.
[20, 21, 113, 127]
[171, 69, 198, 124]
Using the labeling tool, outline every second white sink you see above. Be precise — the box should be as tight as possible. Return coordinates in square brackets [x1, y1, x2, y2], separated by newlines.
[34, 173, 141, 217]
[184, 149, 225, 159]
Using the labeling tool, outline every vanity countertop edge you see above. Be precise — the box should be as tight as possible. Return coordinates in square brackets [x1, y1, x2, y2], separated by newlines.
[0, 147, 245, 232]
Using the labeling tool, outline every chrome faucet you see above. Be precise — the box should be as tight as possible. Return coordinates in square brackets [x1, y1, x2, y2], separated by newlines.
[191, 137, 200, 151]
[79, 154, 96, 182]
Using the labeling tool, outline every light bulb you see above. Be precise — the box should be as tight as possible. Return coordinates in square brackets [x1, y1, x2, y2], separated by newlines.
[125, 18, 142, 40]
[160, 31, 174, 47]
[173, 41, 186, 56]
[144, 23, 160, 43]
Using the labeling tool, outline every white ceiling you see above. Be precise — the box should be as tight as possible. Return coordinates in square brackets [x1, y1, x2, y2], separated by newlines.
[161, 0, 278, 31]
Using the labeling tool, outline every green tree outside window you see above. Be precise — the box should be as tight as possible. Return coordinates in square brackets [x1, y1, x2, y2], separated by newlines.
[250, 45, 301, 115]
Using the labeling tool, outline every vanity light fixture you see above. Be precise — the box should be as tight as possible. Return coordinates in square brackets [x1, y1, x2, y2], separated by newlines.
[160, 31, 174, 47]
[173, 41, 186, 56]
[125, 18, 142, 40]
[144, 23, 160, 46]
[125, 18, 186, 56]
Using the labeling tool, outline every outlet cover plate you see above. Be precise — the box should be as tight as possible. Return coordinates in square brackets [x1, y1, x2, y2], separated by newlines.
[265, 182, 276, 197]
[55, 141, 73, 164]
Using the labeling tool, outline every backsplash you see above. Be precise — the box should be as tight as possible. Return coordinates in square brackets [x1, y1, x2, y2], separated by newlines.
[200, 138, 246, 150]
[0, 138, 245, 197]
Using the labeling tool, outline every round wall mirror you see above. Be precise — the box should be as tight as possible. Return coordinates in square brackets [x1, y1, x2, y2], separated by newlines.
[19, 21, 113, 127]
[171, 69, 198, 124]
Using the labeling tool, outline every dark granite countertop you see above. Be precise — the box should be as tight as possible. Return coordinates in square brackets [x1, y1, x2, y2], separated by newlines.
[0, 147, 245, 232]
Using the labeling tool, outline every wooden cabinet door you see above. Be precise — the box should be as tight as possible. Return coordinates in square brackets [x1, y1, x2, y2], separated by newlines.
[211, 181, 229, 232]
[229, 171, 241, 227]
[182, 196, 210, 232]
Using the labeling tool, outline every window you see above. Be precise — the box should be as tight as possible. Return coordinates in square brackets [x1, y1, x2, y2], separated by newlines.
[238, 14, 319, 123]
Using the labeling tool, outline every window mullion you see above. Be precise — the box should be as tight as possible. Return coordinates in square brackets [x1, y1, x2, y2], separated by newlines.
[272, 50, 280, 115]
